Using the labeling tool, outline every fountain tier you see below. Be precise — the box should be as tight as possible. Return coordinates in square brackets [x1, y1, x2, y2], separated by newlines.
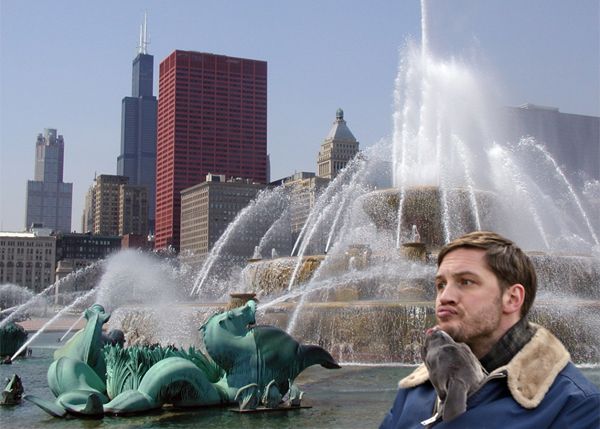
[110, 297, 599, 365]
[361, 186, 499, 249]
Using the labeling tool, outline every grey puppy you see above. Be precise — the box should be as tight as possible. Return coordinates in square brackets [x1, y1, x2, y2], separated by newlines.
[421, 328, 486, 422]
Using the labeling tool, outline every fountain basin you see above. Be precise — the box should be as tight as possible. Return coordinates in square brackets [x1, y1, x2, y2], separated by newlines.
[243, 256, 326, 296]
[360, 186, 499, 249]
[109, 299, 600, 365]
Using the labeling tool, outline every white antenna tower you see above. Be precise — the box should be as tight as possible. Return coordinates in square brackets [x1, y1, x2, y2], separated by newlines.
[138, 12, 149, 54]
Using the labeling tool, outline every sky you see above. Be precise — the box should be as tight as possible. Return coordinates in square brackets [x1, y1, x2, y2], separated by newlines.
[1, 0, 598, 233]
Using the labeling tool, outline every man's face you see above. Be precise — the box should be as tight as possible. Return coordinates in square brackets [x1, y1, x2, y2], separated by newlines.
[434, 248, 504, 355]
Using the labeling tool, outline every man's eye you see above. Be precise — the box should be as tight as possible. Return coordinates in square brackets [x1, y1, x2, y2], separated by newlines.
[460, 279, 473, 286]
[435, 282, 445, 290]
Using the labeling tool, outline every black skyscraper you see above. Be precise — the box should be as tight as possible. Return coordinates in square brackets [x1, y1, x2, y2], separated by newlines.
[117, 15, 157, 233]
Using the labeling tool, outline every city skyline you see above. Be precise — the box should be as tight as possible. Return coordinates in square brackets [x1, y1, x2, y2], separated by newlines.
[1, 0, 599, 232]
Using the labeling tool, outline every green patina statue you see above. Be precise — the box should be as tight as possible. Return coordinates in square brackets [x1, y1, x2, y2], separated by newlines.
[1, 374, 24, 405]
[202, 299, 340, 410]
[25, 300, 340, 418]
[0, 321, 28, 359]
[25, 304, 111, 417]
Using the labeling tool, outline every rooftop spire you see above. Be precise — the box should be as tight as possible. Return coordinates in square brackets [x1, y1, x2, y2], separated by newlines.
[325, 108, 356, 142]
[138, 12, 149, 54]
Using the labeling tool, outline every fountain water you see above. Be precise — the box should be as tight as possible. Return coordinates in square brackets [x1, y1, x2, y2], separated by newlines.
[0, 249, 195, 358]
[257, 207, 291, 256]
[191, 186, 289, 298]
[520, 138, 599, 246]
[0, 284, 34, 312]
[58, 313, 84, 342]
[10, 287, 98, 360]
[0, 259, 105, 329]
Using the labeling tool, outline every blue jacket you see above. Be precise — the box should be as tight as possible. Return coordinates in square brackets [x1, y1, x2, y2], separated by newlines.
[380, 326, 600, 429]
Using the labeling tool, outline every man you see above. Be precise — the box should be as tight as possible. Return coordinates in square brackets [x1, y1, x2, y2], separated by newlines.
[380, 231, 600, 428]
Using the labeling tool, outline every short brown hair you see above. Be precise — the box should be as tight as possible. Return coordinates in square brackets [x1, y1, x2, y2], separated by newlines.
[437, 231, 537, 317]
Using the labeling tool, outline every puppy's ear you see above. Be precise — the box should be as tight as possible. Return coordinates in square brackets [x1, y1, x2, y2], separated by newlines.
[442, 379, 468, 421]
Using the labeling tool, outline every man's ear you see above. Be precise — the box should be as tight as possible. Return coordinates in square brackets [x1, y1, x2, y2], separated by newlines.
[503, 283, 525, 315]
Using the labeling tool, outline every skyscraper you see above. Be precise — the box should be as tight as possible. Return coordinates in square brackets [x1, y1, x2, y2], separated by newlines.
[155, 50, 268, 250]
[117, 14, 157, 233]
[25, 128, 73, 232]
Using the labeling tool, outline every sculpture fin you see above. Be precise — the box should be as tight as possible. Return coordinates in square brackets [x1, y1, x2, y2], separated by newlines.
[62, 392, 104, 417]
[104, 390, 158, 415]
[23, 394, 67, 418]
[301, 345, 341, 369]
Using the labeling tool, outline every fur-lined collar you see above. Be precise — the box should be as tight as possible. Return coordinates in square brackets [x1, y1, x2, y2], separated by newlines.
[398, 324, 570, 409]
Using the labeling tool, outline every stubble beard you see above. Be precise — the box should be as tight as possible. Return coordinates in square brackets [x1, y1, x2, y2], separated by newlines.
[439, 295, 503, 348]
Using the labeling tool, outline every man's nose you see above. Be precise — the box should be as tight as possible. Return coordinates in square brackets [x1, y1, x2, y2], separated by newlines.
[438, 282, 458, 303]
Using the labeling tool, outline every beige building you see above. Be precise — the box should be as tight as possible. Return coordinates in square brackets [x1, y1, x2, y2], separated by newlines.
[81, 182, 96, 233]
[119, 185, 148, 236]
[94, 175, 128, 235]
[282, 172, 330, 245]
[317, 108, 360, 179]
[82, 174, 148, 236]
[180, 174, 265, 262]
[0, 229, 56, 292]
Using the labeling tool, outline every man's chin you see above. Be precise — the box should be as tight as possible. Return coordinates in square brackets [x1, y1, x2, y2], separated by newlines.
[436, 323, 462, 341]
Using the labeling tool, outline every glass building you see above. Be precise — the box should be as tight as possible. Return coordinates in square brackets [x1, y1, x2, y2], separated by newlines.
[117, 17, 157, 234]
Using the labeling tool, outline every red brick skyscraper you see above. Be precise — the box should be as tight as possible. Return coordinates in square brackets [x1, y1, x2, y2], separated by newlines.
[155, 50, 267, 250]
